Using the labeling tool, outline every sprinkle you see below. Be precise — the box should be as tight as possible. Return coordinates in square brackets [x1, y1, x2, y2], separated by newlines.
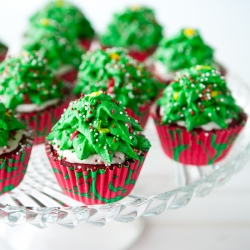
[208, 113, 212, 117]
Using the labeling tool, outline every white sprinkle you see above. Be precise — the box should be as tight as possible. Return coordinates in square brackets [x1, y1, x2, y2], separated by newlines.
[208, 113, 212, 117]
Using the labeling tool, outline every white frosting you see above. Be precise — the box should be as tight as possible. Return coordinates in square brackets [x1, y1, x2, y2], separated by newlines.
[53, 140, 125, 165]
[160, 107, 232, 131]
[154, 61, 175, 81]
[176, 119, 233, 131]
[0, 130, 23, 156]
[16, 99, 60, 113]
[56, 65, 74, 76]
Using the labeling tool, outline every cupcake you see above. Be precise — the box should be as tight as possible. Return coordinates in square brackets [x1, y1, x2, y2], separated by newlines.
[46, 91, 150, 205]
[23, 22, 84, 83]
[29, 0, 95, 50]
[0, 41, 8, 63]
[100, 5, 163, 62]
[152, 65, 246, 166]
[153, 28, 226, 84]
[0, 102, 33, 195]
[74, 48, 160, 128]
[0, 51, 71, 145]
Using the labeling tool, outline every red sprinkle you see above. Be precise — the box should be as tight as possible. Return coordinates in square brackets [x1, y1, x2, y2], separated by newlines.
[70, 130, 79, 141]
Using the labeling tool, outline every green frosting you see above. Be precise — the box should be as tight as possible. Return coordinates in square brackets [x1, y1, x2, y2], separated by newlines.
[30, 0, 95, 40]
[0, 51, 64, 110]
[100, 6, 163, 51]
[0, 102, 25, 147]
[22, 28, 84, 70]
[0, 41, 7, 54]
[154, 29, 214, 72]
[74, 48, 160, 115]
[47, 92, 151, 163]
[158, 65, 241, 131]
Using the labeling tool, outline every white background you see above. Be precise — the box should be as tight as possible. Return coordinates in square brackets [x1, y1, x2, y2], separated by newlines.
[0, 0, 250, 249]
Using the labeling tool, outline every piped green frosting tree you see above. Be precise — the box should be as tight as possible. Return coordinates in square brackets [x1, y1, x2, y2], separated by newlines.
[158, 65, 241, 131]
[154, 29, 214, 72]
[74, 48, 160, 115]
[47, 92, 151, 163]
[100, 6, 163, 51]
[0, 103, 25, 146]
[30, 0, 95, 40]
[0, 51, 64, 110]
[23, 22, 84, 71]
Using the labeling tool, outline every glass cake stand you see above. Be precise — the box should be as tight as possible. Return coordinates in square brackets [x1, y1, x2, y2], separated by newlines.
[0, 73, 249, 250]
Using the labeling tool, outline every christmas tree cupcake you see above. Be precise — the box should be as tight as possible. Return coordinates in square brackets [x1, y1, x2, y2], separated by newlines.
[0, 102, 33, 195]
[74, 48, 160, 128]
[29, 0, 95, 50]
[153, 28, 225, 84]
[0, 51, 71, 145]
[23, 20, 84, 83]
[0, 41, 8, 63]
[152, 65, 246, 166]
[100, 5, 163, 62]
[46, 91, 150, 205]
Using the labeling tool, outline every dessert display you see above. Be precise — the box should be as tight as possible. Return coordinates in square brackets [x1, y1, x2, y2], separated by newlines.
[152, 65, 246, 166]
[74, 48, 160, 128]
[29, 0, 95, 50]
[23, 20, 84, 83]
[0, 41, 8, 63]
[46, 91, 151, 205]
[0, 51, 71, 145]
[100, 5, 163, 62]
[0, 102, 33, 195]
[153, 28, 226, 84]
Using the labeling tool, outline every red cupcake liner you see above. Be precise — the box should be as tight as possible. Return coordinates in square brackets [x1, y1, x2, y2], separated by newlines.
[46, 143, 147, 205]
[0, 133, 33, 195]
[57, 69, 78, 84]
[79, 39, 92, 51]
[126, 102, 151, 129]
[18, 100, 71, 145]
[152, 107, 246, 166]
[0, 50, 7, 63]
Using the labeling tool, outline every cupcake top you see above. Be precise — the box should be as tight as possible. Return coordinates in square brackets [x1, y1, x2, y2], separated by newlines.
[154, 29, 214, 72]
[100, 6, 163, 51]
[74, 48, 160, 115]
[0, 41, 7, 54]
[0, 51, 64, 110]
[30, 0, 95, 40]
[25, 18, 74, 41]
[23, 29, 84, 71]
[0, 102, 25, 147]
[47, 91, 151, 164]
[158, 65, 241, 131]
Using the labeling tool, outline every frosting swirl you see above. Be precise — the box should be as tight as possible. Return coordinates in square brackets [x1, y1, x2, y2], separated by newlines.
[100, 6, 163, 51]
[154, 28, 214, 72]
[46, 92, 151, 163]
[30, 0, 95, 40]
[74, 48, 160, 115]
[0, 102, 25, 147]
[0, 51, 64, 110]
[158, 65, 241, 131]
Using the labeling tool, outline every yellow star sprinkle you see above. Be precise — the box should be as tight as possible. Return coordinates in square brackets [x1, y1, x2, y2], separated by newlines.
[211, 91, 218, 98]
[89, 91, 102, 98]
[41, 18, 50, 26]
[195, 65, 211, 70]
[130, 5, 141, 11]
[184, 29, 196, 37]
[109, 53, 120, 60]
[5, 111, 11, 117]
[173, 92, 179, 100]
[97, 120, 110, 133]
[56, 0, 64, 7]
